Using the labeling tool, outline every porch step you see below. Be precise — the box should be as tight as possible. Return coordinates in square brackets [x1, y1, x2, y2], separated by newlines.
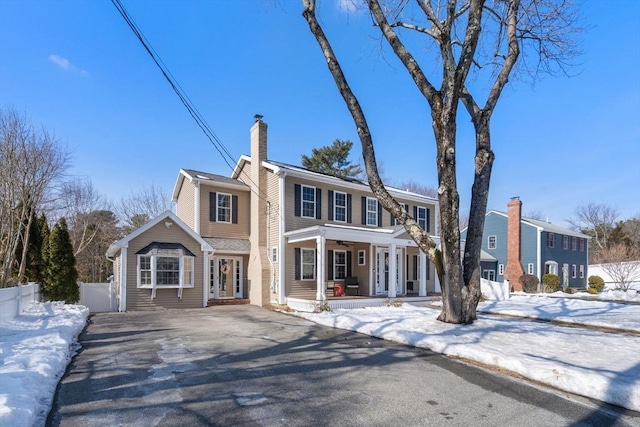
[208, 298, 250, 306]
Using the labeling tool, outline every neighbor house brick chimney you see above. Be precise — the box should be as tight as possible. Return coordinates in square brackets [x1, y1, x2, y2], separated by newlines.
[247, 115, 271, 306]
[505, 196, 525, 291]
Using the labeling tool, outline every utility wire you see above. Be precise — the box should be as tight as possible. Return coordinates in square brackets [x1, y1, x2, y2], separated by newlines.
[111, 0, 270, 202]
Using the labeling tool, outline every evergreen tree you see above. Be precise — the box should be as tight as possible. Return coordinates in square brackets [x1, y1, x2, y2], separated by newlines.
[301, 139, 362, 177]
[24, 213, 48, 283]
[42, 218, 79, 302]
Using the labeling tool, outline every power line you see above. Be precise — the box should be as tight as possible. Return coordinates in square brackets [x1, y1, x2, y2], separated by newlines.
[110, 0, 269, 202]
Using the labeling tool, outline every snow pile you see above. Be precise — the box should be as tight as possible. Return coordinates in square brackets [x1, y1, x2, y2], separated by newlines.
[479, 294, 640, 332]
[294, 299, 640, 411]
[0, 302, 88, 427]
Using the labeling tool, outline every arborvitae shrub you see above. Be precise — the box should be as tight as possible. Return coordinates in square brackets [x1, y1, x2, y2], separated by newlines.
[542, 273, 561, 293]
[588, 275, 605, 293]
[519, 274, 539, 293]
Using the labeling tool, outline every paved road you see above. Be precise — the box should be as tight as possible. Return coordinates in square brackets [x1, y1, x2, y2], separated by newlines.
[47, 306, 639, 427]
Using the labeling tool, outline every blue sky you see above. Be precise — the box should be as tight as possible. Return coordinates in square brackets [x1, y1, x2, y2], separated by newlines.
[1, 0, 639, 227]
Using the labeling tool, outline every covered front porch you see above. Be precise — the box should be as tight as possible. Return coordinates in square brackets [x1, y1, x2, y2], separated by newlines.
[283, 223, 440, 310]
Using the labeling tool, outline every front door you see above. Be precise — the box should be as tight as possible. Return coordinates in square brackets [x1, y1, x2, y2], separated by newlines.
[376, 248, 403, 295]
[210, 257, 243, 298]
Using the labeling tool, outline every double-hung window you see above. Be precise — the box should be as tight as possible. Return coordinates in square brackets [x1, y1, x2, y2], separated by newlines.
[334, 191, 347, 222]
[547, 233, 555, 248]
[217, 192, 232, 223]
[488, 235, 497, 250]
[366, 197, 378, 226]
[417, 206, 428, 230]
[358, 250, 366, 266]
[571, 237, 577, 251]
[579, 239, 585, 252]
[562, 235, 569, 250]
[571, 264, 577, 278]
[334, 250, 346, 280]
[301, 185, 316, 218]
[301, 248, 315, 280]
[579, 265, 584, 278]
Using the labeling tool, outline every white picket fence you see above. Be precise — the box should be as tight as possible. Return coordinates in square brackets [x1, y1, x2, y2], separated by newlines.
[0, 282, 41, 324]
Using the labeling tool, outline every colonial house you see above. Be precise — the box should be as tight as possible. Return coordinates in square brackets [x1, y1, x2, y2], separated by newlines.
[463, 197, 590, 290]
[107, 117, 441, 311]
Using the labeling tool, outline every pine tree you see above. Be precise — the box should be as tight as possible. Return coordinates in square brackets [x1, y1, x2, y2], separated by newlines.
[24, 213, 48, 283]
[301, 139, 362, 177]
[42, 218, 79, 302]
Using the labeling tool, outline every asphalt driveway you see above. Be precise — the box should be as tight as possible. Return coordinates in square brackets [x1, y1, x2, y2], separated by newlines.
[47, 305, 637, 426]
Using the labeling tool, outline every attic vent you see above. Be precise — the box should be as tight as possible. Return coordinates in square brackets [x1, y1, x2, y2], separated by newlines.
[196, 174, 210, 180]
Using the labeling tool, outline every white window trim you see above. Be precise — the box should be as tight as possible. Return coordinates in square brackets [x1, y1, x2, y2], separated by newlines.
[571, 237, 577, 251]
[358, 249, 366, 266]
[498, 264, 504, 275]
[562, 235, 569, 250]
[334, 249, 347, 280]
[548, 233, 555, 248]
[488, 235, 497, 250]
[579, 265, 584, 278]
[483, 270, 496, 281]
[334, 191, 347, 223]
[301, 248, 316, 281]
[579, 238, 585, 252]
[366, 197, 378, 226]
[137, 254, 195, 289]
[301, 185, 316, 219]
[216, 192, 232, 223]
[417, 206, 427, 230]
[571, 264, 577, 278]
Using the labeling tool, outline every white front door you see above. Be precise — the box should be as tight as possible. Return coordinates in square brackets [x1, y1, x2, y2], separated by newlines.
[211, 257, 243, 298]
[376, 248, 403, 295]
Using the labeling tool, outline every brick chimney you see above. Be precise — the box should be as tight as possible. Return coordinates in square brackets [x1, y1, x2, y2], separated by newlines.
[247, 115, 271, 306]
[505, 197, 525, 291]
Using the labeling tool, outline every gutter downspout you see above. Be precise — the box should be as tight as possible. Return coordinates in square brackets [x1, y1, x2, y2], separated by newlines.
[278, 169, 287, 304]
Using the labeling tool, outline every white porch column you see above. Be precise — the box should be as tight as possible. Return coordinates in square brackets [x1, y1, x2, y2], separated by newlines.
[419, 251, 427, 297]
[316, 235, 326, 301]
[388, 243, 397, 298]
[434, 269, 441, 293]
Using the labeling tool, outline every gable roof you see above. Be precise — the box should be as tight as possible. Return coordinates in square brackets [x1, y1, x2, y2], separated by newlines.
[232, 155, 438, 204]
[485, 210, 590, 239]
[106, 210, 213, 258]
[172, 168, 249, 201]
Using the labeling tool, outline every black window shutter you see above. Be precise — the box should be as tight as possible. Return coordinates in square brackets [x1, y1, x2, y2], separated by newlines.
[347, 194, 352, 223]
[294, 184, 301, 217]
[327, 250, 334, 280]
[361, 196, 366, 225]
[347, 251, 352, 277]
[390, 212, 395, 226]
[328, 190, 334, 221]
[209, 192, 217, 222]
[377, 202, 382, 226]
[426, 258, 431, 280]
[413, 206, 418, 224]
[294, 248, 301, 280]
[316, 188, 322, 219]
[413, 255, 418, 280]
[426, 208, 430, 232]
[232, 195, 238, 224]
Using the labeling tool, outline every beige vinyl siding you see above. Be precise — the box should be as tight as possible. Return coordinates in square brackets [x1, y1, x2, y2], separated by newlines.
[199, 186, 250, 239]
[125, 222, 205, 310]
[265, 170, 280, 300]
[285, 176, 437, 233]
[175, 179, 196, 230]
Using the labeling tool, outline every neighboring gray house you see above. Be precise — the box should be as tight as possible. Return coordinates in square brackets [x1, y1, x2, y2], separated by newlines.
[463, 197, 590, 290]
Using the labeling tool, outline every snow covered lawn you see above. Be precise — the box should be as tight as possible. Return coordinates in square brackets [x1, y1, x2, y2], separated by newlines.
[0, 302, 88, 427]
[294, 297, 640, 412]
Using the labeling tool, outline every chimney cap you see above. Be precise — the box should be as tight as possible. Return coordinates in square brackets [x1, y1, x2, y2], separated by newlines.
[254, 114, 263, 122]
[510, 196, 520, 200]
